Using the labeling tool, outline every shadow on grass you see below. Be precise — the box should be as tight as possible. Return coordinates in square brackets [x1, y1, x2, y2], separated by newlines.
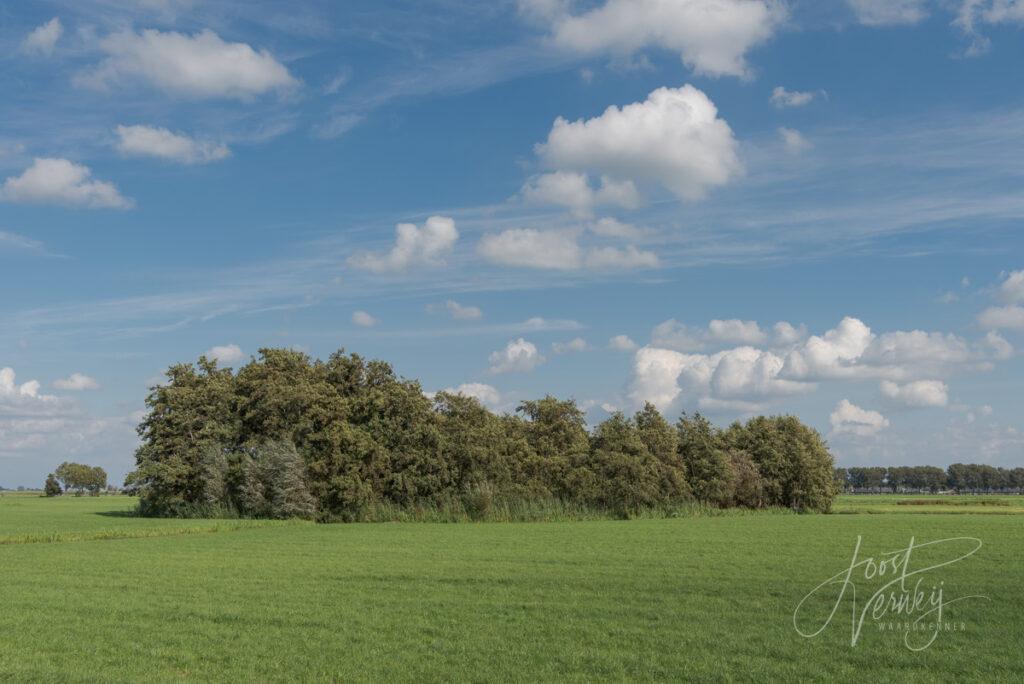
[94, 509, 140, 518]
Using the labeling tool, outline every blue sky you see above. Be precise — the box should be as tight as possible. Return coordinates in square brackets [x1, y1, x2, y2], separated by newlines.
[2, 0, 1024, 486]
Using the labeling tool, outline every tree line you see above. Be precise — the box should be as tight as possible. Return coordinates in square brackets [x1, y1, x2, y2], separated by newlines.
[835, 464, 1024, 494]
[43, 462, 108, 496]
[126, 348, 839, 521]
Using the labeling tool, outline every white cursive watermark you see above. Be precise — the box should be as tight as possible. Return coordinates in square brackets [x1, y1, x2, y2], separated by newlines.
[793, 536, 989, 651]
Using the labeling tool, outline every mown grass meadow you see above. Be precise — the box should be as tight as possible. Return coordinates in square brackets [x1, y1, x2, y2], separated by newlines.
[1, 493, 1022, 681]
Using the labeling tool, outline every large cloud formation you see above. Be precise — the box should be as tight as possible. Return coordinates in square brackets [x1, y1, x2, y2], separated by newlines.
[629, 316, 1009, 413]
[536, 84, 742, 201]
[526, 0, 784, 78]
[0, 367, 114, 458]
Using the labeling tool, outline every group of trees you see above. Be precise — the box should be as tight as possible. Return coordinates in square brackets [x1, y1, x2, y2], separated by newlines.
[44, 462, 108, 496]
[126, 348, 840, 521]
[835, 464, 1024, 493]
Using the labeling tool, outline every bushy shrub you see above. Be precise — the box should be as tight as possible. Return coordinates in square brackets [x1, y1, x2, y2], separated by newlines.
[43, 473, 62, 497]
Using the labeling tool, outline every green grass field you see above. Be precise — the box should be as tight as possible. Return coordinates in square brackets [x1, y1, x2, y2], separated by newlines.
[2, 493, 1022, 682]
[833, 493, 1024, 515]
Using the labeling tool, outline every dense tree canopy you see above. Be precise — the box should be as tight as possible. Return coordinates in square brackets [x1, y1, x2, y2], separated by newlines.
[54, 462, 107, 496]
[127, 348, 841, 520]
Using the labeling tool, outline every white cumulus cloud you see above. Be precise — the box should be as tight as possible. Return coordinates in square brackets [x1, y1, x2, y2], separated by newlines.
[440, 382, 505, 411]
[53, 373, 100, 391]
[609, 334, 638, 351]
[116, 125, 230, 164]
[997, 269, 1024, 302]
[1, 367, 133, 460]
[352, 311, 379, 327]
[478, 228, 582, 270]
[349, 216, 458, 272]
[77, 28, 297, 100]
[983, 331, 1014, 360]
[536, 84, 742, 201]
[628, 345, 812, 412]
[627, 347, 688, 409]
[978, 305, 1024, 330]
[204, 344, 245, 365]
[478, 228, 657, 271]
[652, 318, 768, 351]
[978, 271, 1024, 330]
[769, 86, 815, 108]
[2, 158, 132, 209]
[521, 171, 639, 217]
[782, 317, 985, 382]
[629, 315, 1008, 416]
[880, 380, 949, 407]
[1, 367, 48, 403]
[830, 399, 890, 436]
[489, 338, 545, 374]
[536, 0, 785, 78]
[773, 321, 807, 346]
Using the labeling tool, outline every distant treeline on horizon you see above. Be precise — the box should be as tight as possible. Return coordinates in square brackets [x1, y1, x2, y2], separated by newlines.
[835, 464, 1024, 493]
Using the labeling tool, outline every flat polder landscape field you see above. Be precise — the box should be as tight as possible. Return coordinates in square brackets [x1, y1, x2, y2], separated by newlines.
[2, 494, 1022, 682]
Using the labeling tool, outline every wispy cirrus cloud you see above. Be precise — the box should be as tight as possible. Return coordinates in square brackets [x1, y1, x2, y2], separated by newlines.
[0, 230, 65, 258]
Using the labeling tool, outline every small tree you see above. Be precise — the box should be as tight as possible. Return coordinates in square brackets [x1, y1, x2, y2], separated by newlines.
[44, 473, 62, 497]
[86, 466, 107, 496]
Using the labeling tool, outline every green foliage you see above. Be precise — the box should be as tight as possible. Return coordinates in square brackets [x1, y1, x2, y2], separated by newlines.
[837, 464, 1024, 494]
[728, 450, 764, 508]
[677, 413, 734, 507]
[946, 462, 1020, 492]
[235, 442, 317, 520]
[53, 462, 107, 497]
[129, 358, 238, 514]
[129, 348, 841, 519]
[43, 473, 62, 497]
[726, 416, 837, 512]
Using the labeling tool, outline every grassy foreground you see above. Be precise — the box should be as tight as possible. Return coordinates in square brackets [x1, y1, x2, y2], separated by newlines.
[1, 494, 1022, 682]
